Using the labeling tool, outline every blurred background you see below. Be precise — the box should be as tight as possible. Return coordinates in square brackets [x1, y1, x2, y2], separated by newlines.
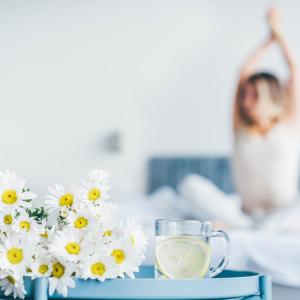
[0, 0, 297, 196]
[1, 1, 300, 298]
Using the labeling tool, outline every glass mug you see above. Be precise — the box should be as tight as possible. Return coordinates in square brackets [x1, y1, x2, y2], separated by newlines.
[155, 219, 230, 279]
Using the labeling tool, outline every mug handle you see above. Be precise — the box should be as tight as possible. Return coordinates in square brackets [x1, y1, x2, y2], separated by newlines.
[209, 230, 230, 278]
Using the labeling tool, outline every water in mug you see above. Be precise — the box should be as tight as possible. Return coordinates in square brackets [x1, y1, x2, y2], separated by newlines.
[155, 234, 211, 279]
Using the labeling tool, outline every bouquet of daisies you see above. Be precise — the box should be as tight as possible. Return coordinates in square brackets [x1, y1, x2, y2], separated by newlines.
[0, 170, 147, 299]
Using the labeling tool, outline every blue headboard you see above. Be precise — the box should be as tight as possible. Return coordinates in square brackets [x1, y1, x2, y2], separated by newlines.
[147, 157, 235, 194]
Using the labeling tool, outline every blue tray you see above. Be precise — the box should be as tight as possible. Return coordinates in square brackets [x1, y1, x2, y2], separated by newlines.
[0, 265, 272, 300]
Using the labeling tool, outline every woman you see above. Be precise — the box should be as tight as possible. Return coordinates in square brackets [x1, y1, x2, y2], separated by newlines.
[180, 7, 299, 227]
[233, 7, 299, 217]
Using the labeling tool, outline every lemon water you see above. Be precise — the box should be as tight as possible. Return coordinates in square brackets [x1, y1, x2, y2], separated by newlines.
[155, 235, 211, 279]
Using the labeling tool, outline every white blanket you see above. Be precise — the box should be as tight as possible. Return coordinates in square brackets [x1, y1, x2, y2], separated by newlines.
[228, 230, 300, 287]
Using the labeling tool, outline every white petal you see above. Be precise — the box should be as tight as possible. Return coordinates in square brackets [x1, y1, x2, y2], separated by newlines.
[48, 279, 56, 296]
[20, 192, 36, 200]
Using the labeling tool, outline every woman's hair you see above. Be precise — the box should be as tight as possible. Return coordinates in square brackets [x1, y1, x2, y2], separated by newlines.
[238, 72, 285, 125]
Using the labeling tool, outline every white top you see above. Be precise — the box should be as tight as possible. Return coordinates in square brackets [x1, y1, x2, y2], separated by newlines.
[233, 123, 299, 215]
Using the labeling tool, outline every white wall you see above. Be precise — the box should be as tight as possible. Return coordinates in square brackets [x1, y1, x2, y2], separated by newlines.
[0, 0, 299, 197]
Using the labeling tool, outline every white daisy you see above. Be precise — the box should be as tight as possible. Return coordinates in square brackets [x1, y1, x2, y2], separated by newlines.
[77, 169, 111, 206]
[48, 228, 90, 262]
[29, 248, 52, 279]
[109, 239, 142, 278]
[124, 218, 148, 253]
[0, 270, 26, 299]
[45, 184, 76, 222]
[80, 252, 117, 281]
[0, 234, 33, 276]
[0, 208, 16, 234]
[66, 204, 100, 232]
[0, 171, 36, 211]
[12, 210, 43, 236]
[48, 260, 75, 297]
[99, 218, 121, 243]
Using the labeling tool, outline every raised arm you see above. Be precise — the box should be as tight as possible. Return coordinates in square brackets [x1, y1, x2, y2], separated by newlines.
[233, 38, 273, 131]
[239, 38, 273, 82]
[268, 7, 298, 120]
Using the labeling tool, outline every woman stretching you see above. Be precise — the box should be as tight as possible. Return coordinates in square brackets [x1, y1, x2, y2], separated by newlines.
[233, 7, 299, 218]
[180, 7, 299, 227]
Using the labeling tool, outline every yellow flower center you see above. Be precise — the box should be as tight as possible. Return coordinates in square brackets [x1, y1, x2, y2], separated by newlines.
[74, 217, 88, 229]
[59, 193, 74, 207]
[90, 262, 106, 276]
[111, 249, 126, 264]
[40, 231, 48, 238]
[4, 214, 13, 225]
[2, 190, 17, 205]
[103, 230, 112, 237]
[65, 242, 81, 255]
[7, 276, 15, 284]
[88, 188, 101, 201]
[7, 248, 23, 264]
[39, 264, 49, 274]
[52, 262, 65, 278]
[19, 221, 31, 232]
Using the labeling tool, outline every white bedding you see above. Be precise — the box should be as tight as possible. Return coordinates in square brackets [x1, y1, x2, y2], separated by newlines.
[228, 230, 300, 287]
[115, 177, 300, 287]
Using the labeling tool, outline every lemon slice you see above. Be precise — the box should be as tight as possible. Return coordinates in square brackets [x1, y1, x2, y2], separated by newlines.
[155, 236, 211, 279]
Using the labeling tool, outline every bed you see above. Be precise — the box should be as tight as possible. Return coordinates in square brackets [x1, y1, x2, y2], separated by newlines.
[148, 156, 235, 194]
[147, 156, 300, 300]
